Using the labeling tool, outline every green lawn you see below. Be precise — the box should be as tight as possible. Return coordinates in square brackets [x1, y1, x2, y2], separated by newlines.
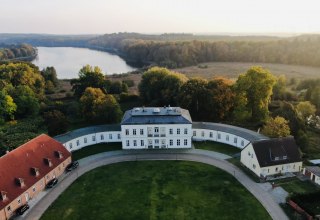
[194, 141, 241, 156]
[274, 177, 319, 195]
[72, 143, 122, 160]
[41, 161, 271, 220]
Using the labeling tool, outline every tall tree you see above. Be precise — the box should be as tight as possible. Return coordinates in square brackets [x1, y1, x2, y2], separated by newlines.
[178, 78, 211, 121]
[234, 66, 276, 123]
[41, 66, 58, 86]
[80, 87, 122, 123]
[261, 116, 291, 138]
[7, 85, 40, 118]
[273, 101, 305, 136]
[0, 62, 45, 99]
[272, 75, 286, 100]
[139, 67, 188, 106]
[71, 65, 106, 97]
[43, 110, 69, 136]
[207, 77, 235, 121]
[296, 101, 316, 121]
[0, 90, 16, 121]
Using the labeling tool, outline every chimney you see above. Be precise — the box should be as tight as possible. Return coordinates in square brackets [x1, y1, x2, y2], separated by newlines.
[0, 191, 7, 201]
[15, 178, 25, 188]
[44, 158, 52, 167]
[54, 151, 63, 159]
[30, 167, 40, 177]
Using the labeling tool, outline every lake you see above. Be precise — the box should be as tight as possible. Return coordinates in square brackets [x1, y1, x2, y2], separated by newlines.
[32, 47, 136, 79]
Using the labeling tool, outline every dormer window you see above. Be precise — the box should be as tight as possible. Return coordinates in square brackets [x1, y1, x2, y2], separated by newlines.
[31, 167, 40, 177]
[15, 178, 25, 188]
[54, 151, 63, 159]
[0, 191, 7, 201]
[44, 158, 52, 167]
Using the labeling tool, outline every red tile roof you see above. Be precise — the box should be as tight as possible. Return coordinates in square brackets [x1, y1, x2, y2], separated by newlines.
[0, 134, 71, 210]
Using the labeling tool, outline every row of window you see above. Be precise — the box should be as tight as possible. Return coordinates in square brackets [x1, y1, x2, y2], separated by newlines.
[125, 128, 189, 136]
[259, 164, 297, 173]
[7, 180, 43, 213]
[125, 139, 189, 147]
[69, 133, 120, 149]
[6, 162, 67, 213]
[193, 130, 245, 146]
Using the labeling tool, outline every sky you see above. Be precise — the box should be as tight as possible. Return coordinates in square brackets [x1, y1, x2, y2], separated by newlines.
[1, 0, 320, 35]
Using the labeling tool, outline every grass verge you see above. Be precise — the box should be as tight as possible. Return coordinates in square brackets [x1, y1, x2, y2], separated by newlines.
[274, 177, 319, 195]
[72, 143, 122, 160]
[194, 141, 241, 156]
[41, 161, 271, 220]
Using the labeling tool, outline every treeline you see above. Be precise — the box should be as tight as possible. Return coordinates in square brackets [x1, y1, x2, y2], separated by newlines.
[139, 67, 320, 151]
[0, 43, 37, 61]
[3, 33, 320, 68]
[0, 34, 94, 48]
[89, 33, 320, 68]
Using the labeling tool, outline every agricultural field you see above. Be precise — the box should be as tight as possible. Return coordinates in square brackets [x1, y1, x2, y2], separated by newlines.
[41, 161, 271, 220]
[174, 62, 320, 80]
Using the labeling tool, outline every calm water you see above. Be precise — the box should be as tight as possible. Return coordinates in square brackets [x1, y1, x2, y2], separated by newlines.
[32, 47, 136, 79]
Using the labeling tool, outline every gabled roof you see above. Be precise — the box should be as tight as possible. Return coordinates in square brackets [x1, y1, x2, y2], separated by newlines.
[304, 166, 320, 176]
[192, 122, 268, 142]
[0, 134, 71, 210]
[251, 137, 301, 168]
[121, 107, 192, 125]
[54, 124, 121, 143]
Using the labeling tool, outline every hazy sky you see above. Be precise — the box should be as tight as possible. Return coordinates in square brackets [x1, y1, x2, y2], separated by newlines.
[1, 0, 320, 35]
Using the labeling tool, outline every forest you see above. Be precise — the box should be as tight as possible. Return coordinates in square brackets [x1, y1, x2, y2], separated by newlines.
[2, 33, 320, 69]
[89, 33, 320, 68]
[0, 43, 37, 61]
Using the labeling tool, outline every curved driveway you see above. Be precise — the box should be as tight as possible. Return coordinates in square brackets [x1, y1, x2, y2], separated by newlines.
[24, 150, 288, 220]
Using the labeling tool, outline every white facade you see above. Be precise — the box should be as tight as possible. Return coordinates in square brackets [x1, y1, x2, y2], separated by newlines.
[62, 131, 121, 152]
[121, 124, 192, 149]
[192, 129, 250, 149]
[302, 167, 320, 185]
[241, 143, 302, 177]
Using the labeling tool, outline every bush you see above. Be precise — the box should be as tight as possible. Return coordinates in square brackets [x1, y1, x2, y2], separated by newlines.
[122, 80, 134, 87]
[119, 93, 140, 102]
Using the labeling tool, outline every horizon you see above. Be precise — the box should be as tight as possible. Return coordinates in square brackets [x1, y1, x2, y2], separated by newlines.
[1, 0, 320, 35]
[0, 32, 318, 38]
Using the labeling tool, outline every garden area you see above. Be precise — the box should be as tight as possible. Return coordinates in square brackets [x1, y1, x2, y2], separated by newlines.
[194, 141, 241, 156]
[71, 143, 122, 160]
[41, 161, 271, 220]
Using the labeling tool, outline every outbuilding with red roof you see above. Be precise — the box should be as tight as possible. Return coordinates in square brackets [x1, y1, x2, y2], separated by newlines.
[0, 134, 71, 219]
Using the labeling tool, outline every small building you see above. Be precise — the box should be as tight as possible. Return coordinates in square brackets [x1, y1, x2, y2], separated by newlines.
[121, 107, 192, 149]
[0, 134, 71, 220]
[240, 137, 302, 178]
[302, 166, 320, 185]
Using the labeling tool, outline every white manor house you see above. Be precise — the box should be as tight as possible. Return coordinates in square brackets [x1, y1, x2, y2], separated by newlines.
[121, 107, 192, 149]
[54, 106, 302, 178]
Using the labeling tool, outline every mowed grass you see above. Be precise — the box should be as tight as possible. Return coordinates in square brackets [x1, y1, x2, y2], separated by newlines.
[194, 141, 241, 156]
[41, 161, 271, 220]
[174, 62, 320, 80]
[274, 177, 319, 195]
[72, 143, 122, 160]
